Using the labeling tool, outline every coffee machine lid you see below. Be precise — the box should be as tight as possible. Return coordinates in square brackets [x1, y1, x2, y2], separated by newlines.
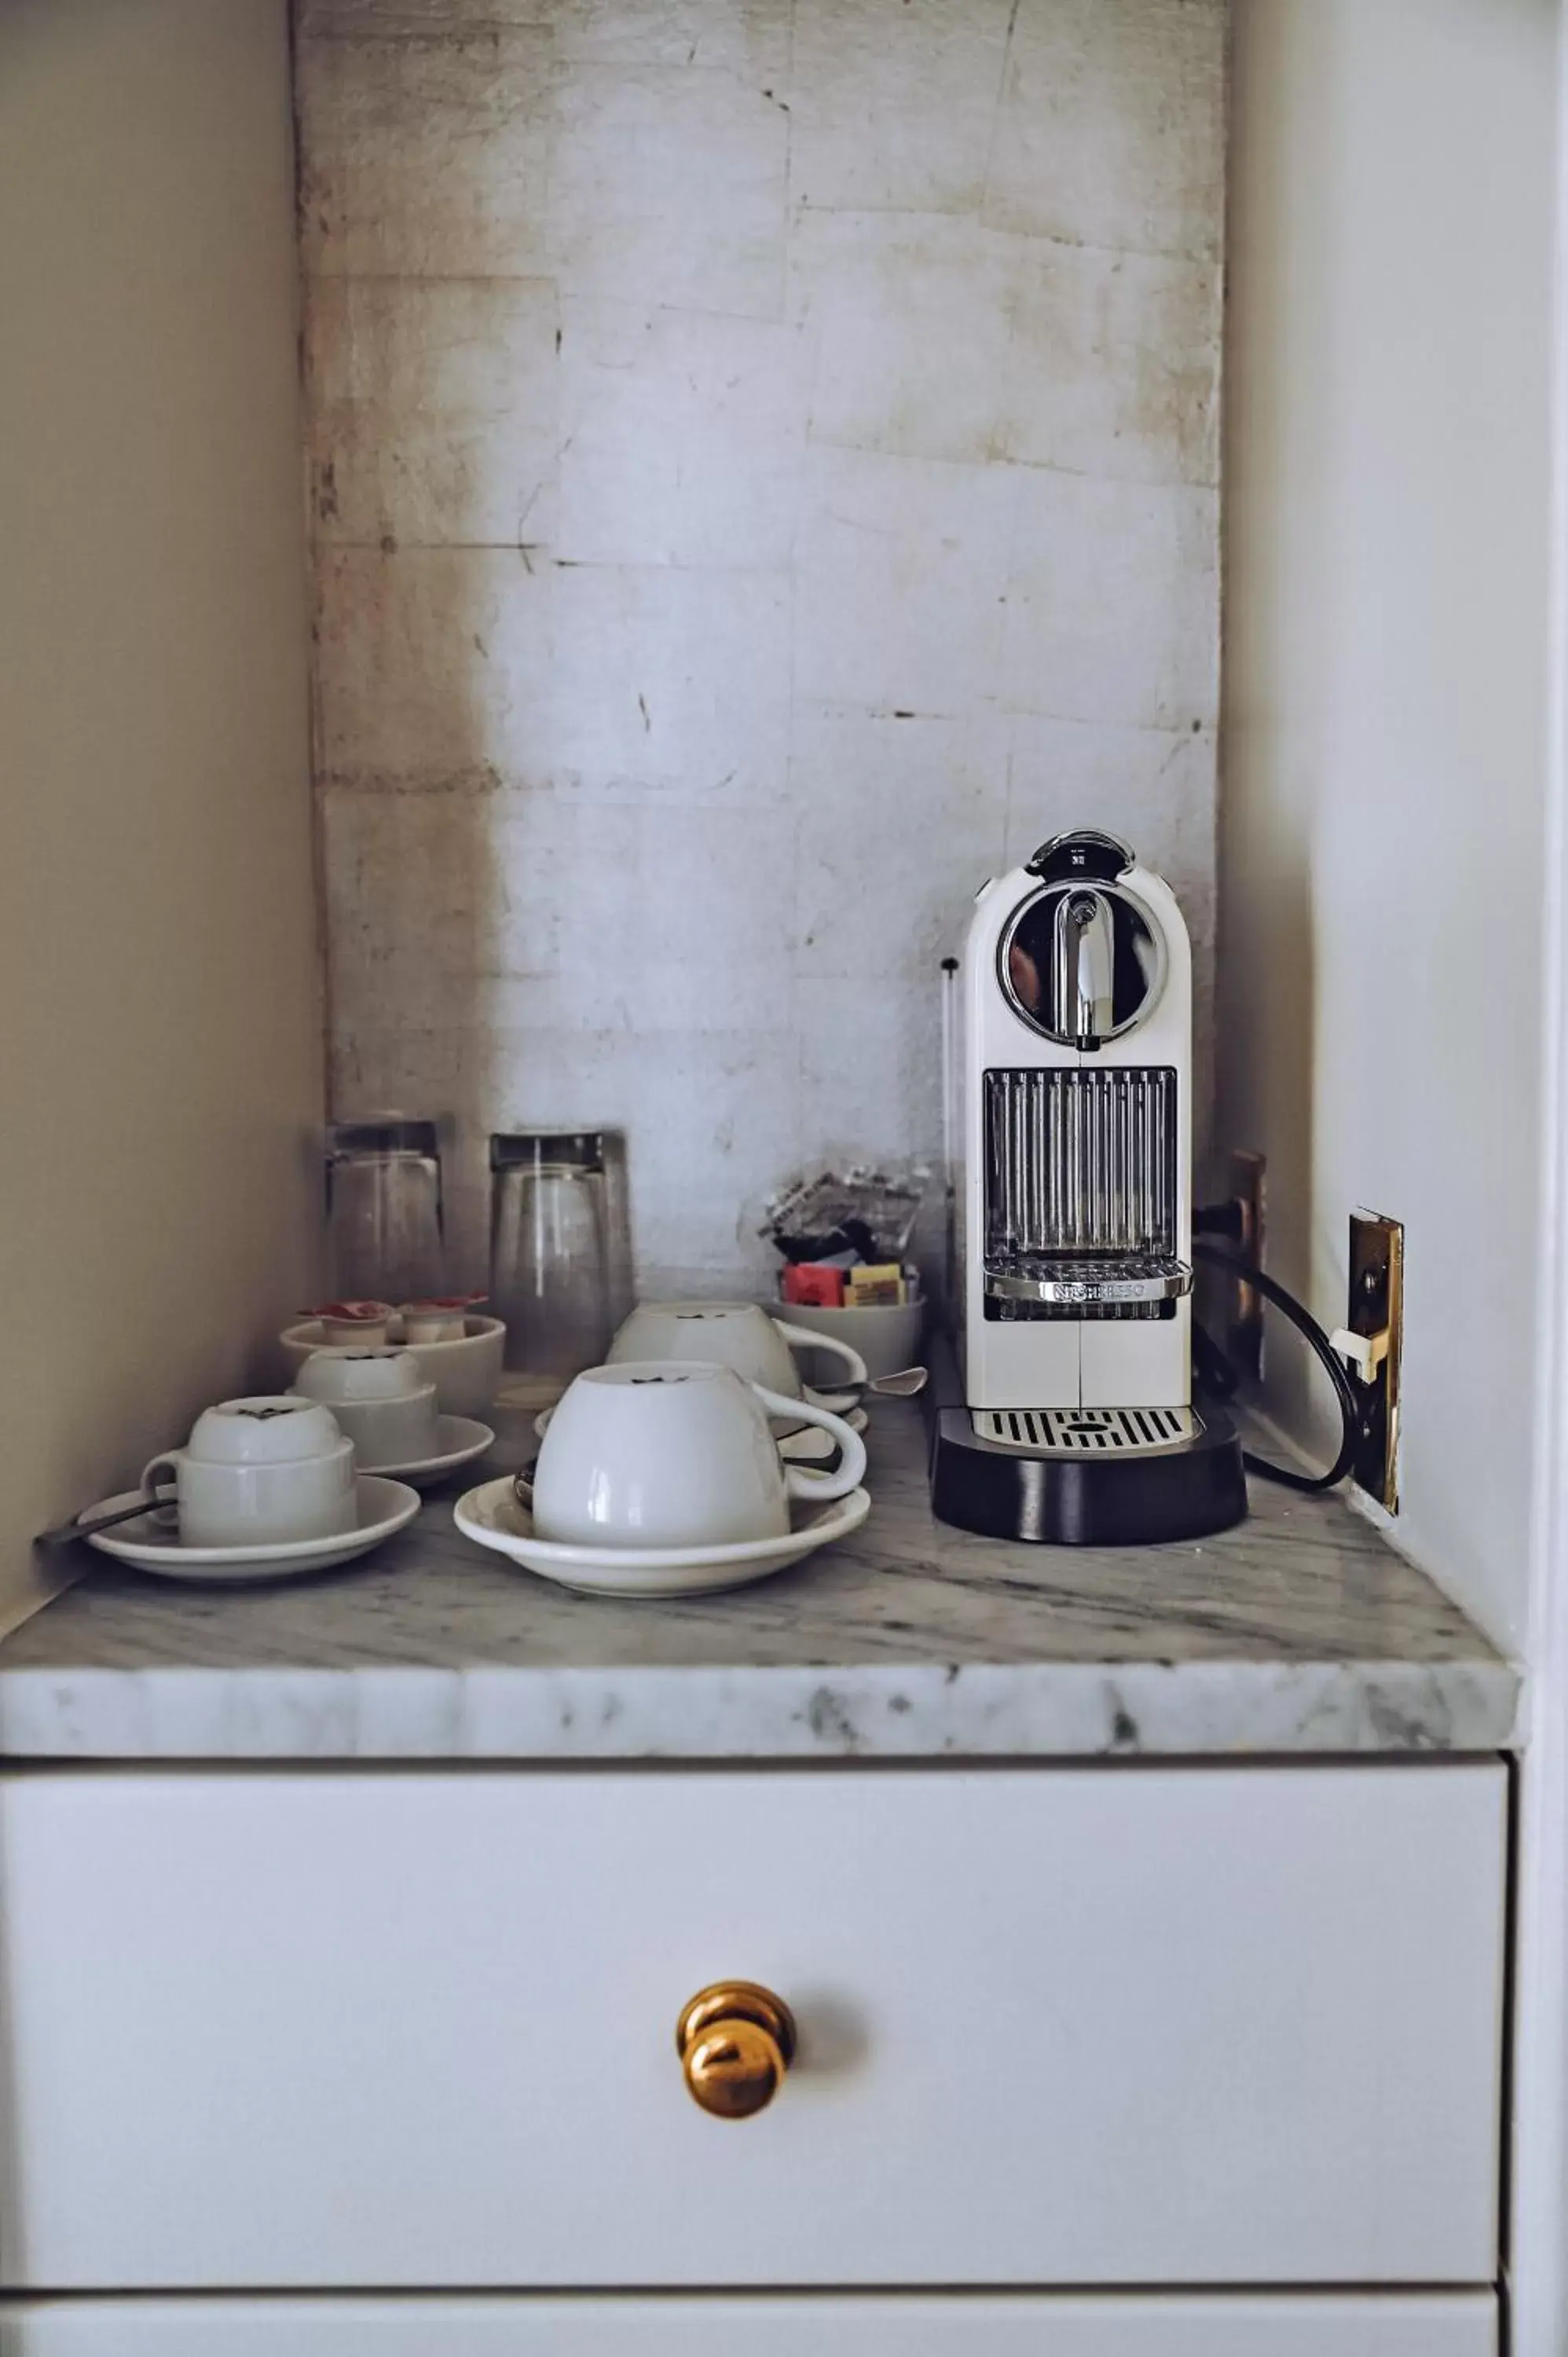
[1024, 829, 1134, 885]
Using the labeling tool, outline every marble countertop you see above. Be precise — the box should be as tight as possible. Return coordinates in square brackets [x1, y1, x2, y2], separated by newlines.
[0, 1406, 1516, 1760]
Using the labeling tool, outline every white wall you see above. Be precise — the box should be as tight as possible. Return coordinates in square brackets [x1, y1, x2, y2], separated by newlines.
[0, 0, 323, 1625]
[1221, 0, 1559, 1649]
[296, 0, 1227, 1295]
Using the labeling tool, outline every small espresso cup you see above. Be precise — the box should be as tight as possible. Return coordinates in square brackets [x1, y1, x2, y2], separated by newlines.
[290, 1347, 439, 1469]
[606, 1300, 867, 1434]
[530, 1359, 866, 1549]
[143, 1396, 357, 1549]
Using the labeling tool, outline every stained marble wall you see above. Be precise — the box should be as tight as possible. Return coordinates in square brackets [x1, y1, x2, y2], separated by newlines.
[297, 0, 1225, 1293]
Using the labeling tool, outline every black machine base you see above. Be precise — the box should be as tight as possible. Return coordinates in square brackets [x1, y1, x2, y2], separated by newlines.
[923, 1341, 1247, 1547]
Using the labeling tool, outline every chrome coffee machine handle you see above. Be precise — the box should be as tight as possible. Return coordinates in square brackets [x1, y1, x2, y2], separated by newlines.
[1051, 889, 1117, 1043]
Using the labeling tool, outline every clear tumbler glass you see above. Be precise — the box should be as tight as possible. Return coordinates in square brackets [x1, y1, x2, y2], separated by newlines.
[489, 1130, 632, 1398]
[325, 1117, 447, 1303]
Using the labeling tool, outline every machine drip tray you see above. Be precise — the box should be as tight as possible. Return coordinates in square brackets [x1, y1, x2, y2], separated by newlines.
[924, 1341, 1247, 1547]
[972, 1405, 1203, 1453]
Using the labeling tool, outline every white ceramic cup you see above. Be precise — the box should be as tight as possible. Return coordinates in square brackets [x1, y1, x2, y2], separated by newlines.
[142, 1396, 357, 1549]
[529, 1359, 867, 1549]
[290, 1347, 440, 1468]
[606, 1300, 867, 1434]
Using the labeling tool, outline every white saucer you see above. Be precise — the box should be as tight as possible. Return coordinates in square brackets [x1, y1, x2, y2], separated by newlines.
[452, 1475, 871, 1599]
[359, 1414, 495, 1488]
[80, 1475, 421, 1584]
[532, 1401, 868, 1463]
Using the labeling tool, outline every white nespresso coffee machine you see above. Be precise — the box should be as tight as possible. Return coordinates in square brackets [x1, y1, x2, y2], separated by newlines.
[930, 828, 1247, 1544]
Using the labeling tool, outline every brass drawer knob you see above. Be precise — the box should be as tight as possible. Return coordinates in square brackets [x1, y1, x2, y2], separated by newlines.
[676, 1981, 797, 2120]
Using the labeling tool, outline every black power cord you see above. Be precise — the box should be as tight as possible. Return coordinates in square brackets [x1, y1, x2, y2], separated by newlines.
[1189, 1232, 1361, 1494]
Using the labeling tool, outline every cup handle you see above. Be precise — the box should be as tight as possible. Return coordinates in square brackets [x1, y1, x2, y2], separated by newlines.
[140, 1456, 181, 1528]
[772, 1321, 868, 1412]
[749, 1384, 867, 1505]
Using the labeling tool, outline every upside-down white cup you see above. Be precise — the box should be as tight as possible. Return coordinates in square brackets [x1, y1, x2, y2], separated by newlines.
[142, 1396, 356, 1549]
[529, 1360, 866, 1549]
[290, 1347, 440, 1468]
[606, 1300, 867, 1435]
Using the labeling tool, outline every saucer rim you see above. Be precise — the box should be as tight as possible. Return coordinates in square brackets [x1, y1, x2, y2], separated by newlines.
[453, 1476, 870, 1573]
[356, 1414, 495, 1479]
[79, 1474, 420, 1566]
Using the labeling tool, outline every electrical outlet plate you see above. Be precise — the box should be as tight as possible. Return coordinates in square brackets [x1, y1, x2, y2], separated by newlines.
[1346, 1210, 1403, 1512]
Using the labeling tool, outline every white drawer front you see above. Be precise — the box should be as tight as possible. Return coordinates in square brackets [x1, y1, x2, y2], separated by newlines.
[0, 2295, 1500, 2355]
[0, 1766, 1505, 2289]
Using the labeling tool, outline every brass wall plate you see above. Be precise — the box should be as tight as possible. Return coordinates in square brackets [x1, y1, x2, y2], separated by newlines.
[1346, 1211, 1403, 1512]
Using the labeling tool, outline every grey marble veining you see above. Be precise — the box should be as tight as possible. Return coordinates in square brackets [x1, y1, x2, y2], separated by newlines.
[0, 1408, 1516, 1759]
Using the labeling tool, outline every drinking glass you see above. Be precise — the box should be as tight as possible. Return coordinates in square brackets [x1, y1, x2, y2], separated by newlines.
[489, 1131, 632, 1397]
[326, 1117, 446, 1303]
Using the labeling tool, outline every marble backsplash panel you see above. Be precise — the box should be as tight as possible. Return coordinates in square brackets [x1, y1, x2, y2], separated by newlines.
[297, 0, 1225, 1293]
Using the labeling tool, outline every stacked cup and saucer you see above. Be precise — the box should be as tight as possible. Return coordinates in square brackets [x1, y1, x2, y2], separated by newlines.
[76, 1396, 423, 1585]
[290, 1347, 494, 1489]
[457, 1302, 871, 1598]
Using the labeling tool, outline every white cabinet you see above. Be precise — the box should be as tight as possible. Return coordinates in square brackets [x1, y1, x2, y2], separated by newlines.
[0, 1764, 1505, 2289]
[0, 2293, 1501, 2354]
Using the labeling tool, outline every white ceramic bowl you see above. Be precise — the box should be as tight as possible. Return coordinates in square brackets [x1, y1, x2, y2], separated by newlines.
[769, 1292, 928, 1382]
[280, 1314, 505, 1418]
